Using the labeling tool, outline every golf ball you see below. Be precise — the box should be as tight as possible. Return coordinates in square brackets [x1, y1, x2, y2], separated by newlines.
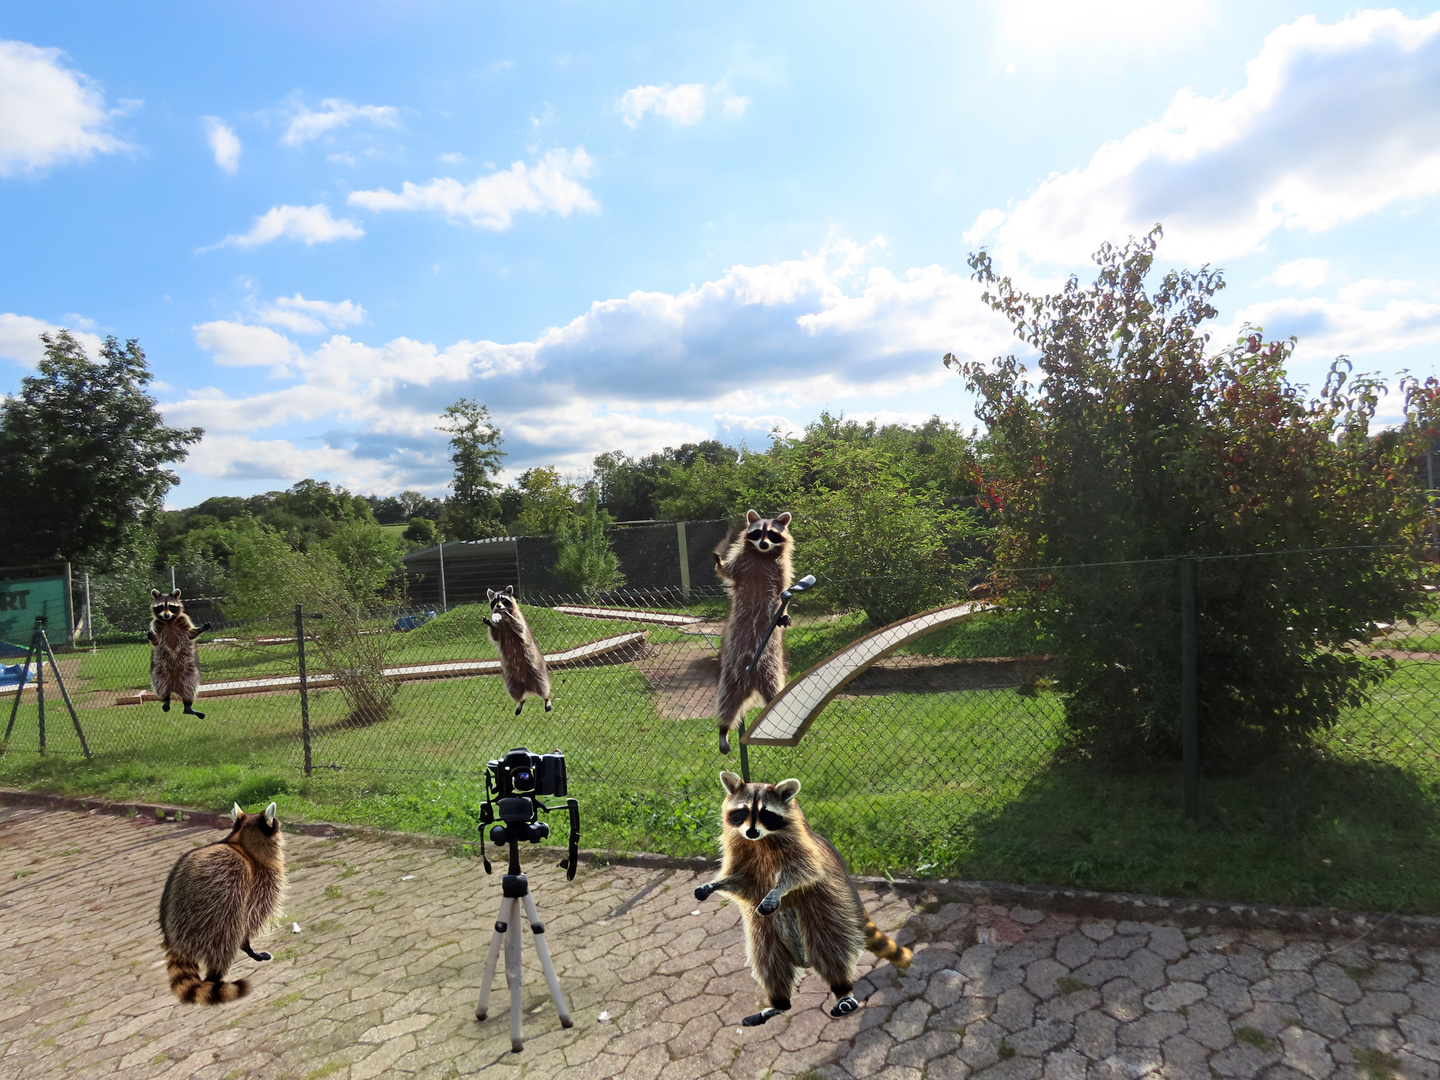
[490, 612, 502, 624]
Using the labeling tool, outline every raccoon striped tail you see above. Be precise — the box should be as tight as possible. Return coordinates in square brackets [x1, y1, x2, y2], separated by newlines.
[167, 956, 250, 1004]
[863, 916, 912, 970]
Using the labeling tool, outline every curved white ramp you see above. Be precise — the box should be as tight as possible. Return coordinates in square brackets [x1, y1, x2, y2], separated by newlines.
[741, 602, 995, 746]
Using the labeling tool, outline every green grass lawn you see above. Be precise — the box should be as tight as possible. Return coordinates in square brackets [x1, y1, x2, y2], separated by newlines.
[4, 609, 1437, 913]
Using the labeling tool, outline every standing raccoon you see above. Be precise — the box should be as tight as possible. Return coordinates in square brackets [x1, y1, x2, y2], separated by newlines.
[159, 801, 287, 1004]
[694, 771, 911, 1026]
[147, 588, 211, 719]
[487, 586, 552, 715]
[713, 511, 794, 753]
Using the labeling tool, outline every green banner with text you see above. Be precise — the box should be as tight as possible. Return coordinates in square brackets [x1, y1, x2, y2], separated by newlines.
[0, 570, 72, 649]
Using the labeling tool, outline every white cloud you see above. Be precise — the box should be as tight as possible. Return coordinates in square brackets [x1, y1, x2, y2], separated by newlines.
[0, 313, 104, 366]
[714, 413, 803, 443]
[281, 97, 398, 147]
[1269, 258, 1329, 290]
[971, 10, 1440, 267]
[165, 239, 1016, 493]
[618, 80, 748, 128]
[193, 321, 304, 373]
[348, 148, 597, 230]
[212, 204, 364, 248]
[256, 295, 366, 335]
[1229, 292, 1440, 360]
[0, 39, 128, 177]
[201, 117, 241, 174]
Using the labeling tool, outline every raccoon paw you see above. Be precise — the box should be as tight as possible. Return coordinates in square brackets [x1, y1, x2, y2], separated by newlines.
[777, 614, 793, 628]
[741, 1007, 786, 1027]
[718, 733, 731, 754]
[694, 883, 715, 901]
[513, 702, 523, 716]
[161, 700, 171, 712]
[830, 995, 860, 1018]
[544, 700, 553, 712]
[757, 889, 782, 916]
[185, 706, 206, 719]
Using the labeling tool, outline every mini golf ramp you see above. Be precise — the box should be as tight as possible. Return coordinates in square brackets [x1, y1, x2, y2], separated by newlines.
[116, 630, 649, 705]
[741, 602, 994, 746]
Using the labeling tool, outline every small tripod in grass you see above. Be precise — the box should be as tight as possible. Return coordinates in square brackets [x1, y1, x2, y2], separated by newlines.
[2, 617, 91, 759]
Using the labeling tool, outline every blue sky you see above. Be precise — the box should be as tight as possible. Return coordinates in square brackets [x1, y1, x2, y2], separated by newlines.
[3, 1, 1439, 506]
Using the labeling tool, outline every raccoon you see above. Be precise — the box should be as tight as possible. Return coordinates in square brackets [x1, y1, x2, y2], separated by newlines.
[693, 771, 911, 1027]
[159, 801, 287, 1004]
[147, 588, 211, 719]
[713, 511, 793, 753]
[487, 586, 552, 716]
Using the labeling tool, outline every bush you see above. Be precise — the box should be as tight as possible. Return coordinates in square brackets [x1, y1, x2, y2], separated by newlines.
[953, 227, 1439, 763]
[553, 490, 625, 598]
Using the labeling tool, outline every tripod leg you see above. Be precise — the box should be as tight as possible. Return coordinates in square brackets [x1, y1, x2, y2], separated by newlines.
[41, 633, 91, 760]
[475, 896, 514, 1022]
[506, 900, 524, 1053]
[35, 636, 44, 754]
[521, 892, 573, 1028]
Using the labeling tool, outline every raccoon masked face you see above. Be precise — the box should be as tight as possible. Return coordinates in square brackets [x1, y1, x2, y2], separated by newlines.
[151, 588, 184, 623]
[486, 586, 517, 624]
[743, 510, 792, 555]
[719, 770, 801, 841]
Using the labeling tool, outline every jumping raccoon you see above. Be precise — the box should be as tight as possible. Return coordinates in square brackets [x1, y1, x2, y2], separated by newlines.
[159, 801, 287, 1004]
[487, 586, 552, 715]
[148, 588, 211, 719]
[693, 771, 911, 1027]
[713, 511, 793, 754]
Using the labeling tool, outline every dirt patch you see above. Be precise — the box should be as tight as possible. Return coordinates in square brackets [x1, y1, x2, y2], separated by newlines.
[635, 640, 720, 719]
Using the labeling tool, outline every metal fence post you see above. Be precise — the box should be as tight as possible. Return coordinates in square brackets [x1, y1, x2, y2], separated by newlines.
[296, 604, 312, 776]
[1180, 558, 1199, 819]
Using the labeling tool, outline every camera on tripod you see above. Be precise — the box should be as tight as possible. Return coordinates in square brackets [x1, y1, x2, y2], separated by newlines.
[472, 748, 582, 1050]
[477, 747, 579, 878]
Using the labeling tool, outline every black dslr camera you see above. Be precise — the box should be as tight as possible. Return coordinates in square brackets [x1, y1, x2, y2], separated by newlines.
[478, 747, 580, 880]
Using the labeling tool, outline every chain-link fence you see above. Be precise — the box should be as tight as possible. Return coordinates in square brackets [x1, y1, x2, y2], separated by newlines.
[2, 551, 1438, 886]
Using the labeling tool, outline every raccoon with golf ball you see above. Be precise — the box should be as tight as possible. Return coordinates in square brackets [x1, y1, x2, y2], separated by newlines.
[693, 770, 912, 1026]
[487, 586, 552, 715]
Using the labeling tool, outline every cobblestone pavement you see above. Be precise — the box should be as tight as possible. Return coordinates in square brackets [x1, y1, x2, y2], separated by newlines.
[1, 805, 1438, 1080]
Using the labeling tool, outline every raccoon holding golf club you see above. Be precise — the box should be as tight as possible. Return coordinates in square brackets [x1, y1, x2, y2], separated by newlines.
[487, 586, 552, 715]
[693, 771, 912, 1027]
[148, 588, 211, 719]
[159, 801, 287, 1004]
[713, 511, 794, 753]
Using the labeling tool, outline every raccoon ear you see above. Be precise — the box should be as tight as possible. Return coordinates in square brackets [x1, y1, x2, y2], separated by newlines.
[171, 589, 182, 599]
[486, 589, 496, 601]
[720, 770, 745, 795]
[152, 589, 163, 599]
[774, 778, 802, 802]
[264, 802, 277, 825]
[230, 802, 243, 822]
[775, 512, 791, 528]
[505, 585, 515, 597]
[745, 509, 760, 524]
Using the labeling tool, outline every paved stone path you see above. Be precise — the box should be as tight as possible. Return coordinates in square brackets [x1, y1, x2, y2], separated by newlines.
[1, 805, 1438, 1079]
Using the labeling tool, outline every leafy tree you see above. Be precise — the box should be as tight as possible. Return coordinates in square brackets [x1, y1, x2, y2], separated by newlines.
[367, 490, 444, 525]
[0, 332, 201, 572]
[553, 489, 626, 598]
[402, 517, 438, 546]
[592, 441, 738, 520]
[512, 466, 576, 535]
[437, 398, 505, 539]
[321, 522, 407, 601]
[794, 440, 980, 625]
[952, 228, 1439, 762]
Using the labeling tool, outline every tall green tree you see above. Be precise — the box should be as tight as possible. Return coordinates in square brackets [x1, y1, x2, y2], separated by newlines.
[0, 332, 201, 572]
[437, 398, 505, 539]
[512, 466, 576, 536]
[553, 489, 626, 598]
[953, 228, 1440, 762]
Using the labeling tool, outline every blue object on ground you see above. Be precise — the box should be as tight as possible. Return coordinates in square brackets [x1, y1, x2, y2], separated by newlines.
[394, 610, 439, 632]
[0, 663, 33, 687]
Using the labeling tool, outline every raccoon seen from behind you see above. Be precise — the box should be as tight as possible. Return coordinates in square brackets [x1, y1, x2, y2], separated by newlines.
[487, 586, 552, 715]
[713, 510, 793, 754]
[148, 588, 211, 719]
[694, 771, 912, 1027]
[159, 801, 287, 1004]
